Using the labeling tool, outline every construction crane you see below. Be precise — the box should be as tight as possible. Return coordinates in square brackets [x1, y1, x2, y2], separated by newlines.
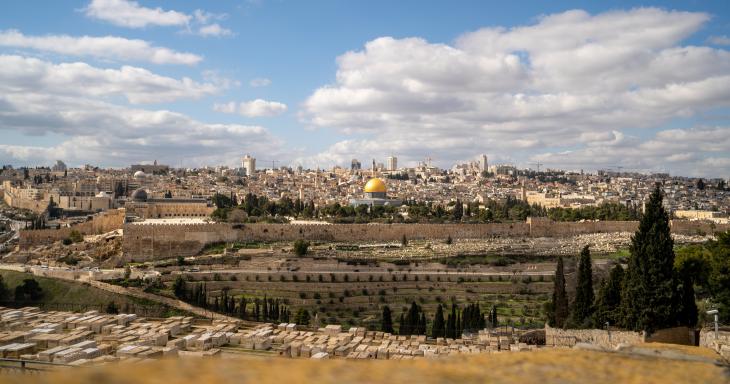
[260, 159, 279, 169]
[532, 162, 544, 173]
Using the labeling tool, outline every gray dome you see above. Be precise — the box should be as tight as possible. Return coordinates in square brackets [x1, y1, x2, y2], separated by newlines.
[130, 188, 148, 202]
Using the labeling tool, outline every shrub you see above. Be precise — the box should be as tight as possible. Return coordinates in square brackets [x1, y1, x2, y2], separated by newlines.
[68, 230, 83, 243]
[62, 238, 72, 246]
[293, 240, 310, 256]
[105, 301, 119, 314]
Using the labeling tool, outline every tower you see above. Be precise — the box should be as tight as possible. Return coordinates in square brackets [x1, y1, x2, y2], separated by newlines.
[479, 154, 488, 172]
[387, 156, 398, 171]
[241, 154, 256, 176]
[351, 159, 361, 171]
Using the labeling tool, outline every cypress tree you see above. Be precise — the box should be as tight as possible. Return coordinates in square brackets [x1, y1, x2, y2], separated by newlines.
[676, 266, 698, 327]
[593, 265, 624, 328]
[407, 302, 419, 335]
[551, 256, 569, 328]
[445, 305, 455, 339]
[263, 295, 269, 320]
[431, 304, 445, 338]
[570, 245, 595, 328]
[239, 297, 247, 319]
[490, 305, 498, 328]
[453, 199, 463, 221]
[418, 313, 427, 335]
[621, 184, 681, 333]
[398, 313, 406, 335]
[294, 308, 310, 325]
[381, 305, 394, 333]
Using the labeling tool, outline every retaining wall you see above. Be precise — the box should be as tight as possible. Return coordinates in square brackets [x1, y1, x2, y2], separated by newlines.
[18, 209, 126, 248]
[699, 328, 730, 359]
[121, 218, 730, 261]
[545, 325, 695, 348]
[545, 325, 643, 348]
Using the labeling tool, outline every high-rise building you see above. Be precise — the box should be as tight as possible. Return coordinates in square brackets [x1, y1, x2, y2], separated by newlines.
[241, 154, 256, 176]
[387, 156, 397, 171]
[479, 154, 488, 172]
[351, 159, 361, 171]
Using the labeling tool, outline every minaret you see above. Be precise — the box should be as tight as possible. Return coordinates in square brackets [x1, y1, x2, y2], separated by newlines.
[521, 180, 527, 201]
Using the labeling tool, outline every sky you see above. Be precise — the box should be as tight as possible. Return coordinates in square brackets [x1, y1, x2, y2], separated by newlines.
[0, 0, 729, 178]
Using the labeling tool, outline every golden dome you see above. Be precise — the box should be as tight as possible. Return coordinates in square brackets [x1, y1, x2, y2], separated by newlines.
[364, 178, 387, 193]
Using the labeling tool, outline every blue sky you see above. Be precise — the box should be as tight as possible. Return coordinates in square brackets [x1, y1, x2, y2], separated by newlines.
[1, 1, 729, 177]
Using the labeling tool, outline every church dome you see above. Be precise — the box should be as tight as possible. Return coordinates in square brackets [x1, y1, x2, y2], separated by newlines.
[130, 188, 148, 202]
[364, 178, 386, 193]
[133, 170, 147, 180]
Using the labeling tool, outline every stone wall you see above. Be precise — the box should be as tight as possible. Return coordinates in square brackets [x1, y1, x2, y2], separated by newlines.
[121, 222, 530, 262]
[669, 220, 730, 236]
[120, 218, 730, 261]
[18, 209, 126, 248]
[644, 326, 695, 345]
[699, 328, 730, 359]
[544, 325, 643, 348]
[528, 217, 639, 237]
[545, 325, 695, 348]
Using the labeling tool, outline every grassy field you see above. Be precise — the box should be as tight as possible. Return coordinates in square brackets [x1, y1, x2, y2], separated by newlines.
[9, 343, 726, 384]
[0, 270, 188, 317]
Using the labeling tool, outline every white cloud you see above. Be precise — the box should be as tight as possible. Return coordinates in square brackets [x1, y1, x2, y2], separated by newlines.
[301, 8, 730, 177]
[214, 99, 288, 117]
[0, 29, 201, 65]
[193, 10, 227, 25]
[0, 91, 282, 168]
[83, 0, 234, 38]
[531, 127, 730, 177]
[249, 77, 271, 87]
[0, 55, 222, 104]
[84, 0, 190, 28]
[197, 23, 233, 37]
[708, 35, 730, 46]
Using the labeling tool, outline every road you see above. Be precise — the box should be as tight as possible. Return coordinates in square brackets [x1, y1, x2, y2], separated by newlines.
[0, 263, 246, 323]
[175, 268, 556, 278]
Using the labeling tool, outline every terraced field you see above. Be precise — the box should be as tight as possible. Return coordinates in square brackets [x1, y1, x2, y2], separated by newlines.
[156, 261, 554, 330]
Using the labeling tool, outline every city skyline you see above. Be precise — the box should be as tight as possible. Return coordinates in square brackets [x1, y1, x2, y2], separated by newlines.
[1, 1, 730, 178]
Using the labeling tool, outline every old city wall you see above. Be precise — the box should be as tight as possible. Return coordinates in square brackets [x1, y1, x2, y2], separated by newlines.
[121, 219, 730, 261]
[121, 222, 530, 262]
[3, 194, 50, 214]
[669, 220, 730, 236]
[18, 209, 126, 248]
[528, 217, 639, 237]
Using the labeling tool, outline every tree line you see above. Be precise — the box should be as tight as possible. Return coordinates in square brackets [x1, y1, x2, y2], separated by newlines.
[381, 301, 496, 339]
[211, 191, 643, 225]
[173, 277, 292, 323]
[546, 184, 725, 332]
[0, 276, 44, 303]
